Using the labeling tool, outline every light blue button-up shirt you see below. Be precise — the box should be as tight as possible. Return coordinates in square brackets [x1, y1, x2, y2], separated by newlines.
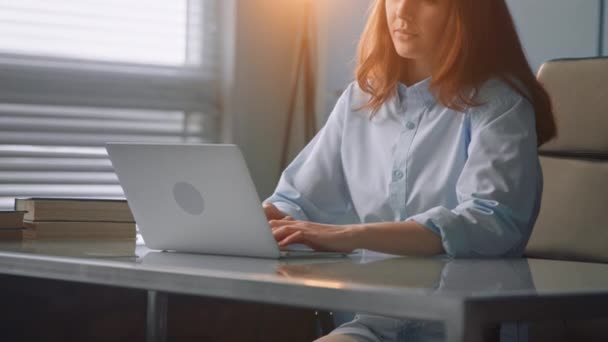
[266, 77, 542, 258]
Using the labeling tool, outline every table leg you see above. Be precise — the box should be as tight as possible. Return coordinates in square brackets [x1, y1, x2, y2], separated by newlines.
[146, 290, 168, 342]
[445, 311, 485, 342]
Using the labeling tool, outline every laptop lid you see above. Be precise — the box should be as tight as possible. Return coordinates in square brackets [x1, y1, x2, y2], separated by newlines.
[106, 143, 281, 258]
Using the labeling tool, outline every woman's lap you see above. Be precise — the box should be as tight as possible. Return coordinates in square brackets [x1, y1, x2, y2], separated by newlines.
[318, 313, 445, 342]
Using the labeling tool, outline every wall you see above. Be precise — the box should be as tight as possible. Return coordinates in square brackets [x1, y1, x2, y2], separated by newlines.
[220, 0, 308, 199]
[221, 0, 368, 199]
[602, 0, 608, 56]
[506, 0, 600, 71]
[315, 0, 371, 117]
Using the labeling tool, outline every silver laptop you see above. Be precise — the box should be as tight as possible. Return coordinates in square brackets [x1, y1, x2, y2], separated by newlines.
[106, 143, 346, 259]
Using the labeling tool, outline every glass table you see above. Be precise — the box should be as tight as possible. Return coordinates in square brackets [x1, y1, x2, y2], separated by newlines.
[0, 240, 607, 342]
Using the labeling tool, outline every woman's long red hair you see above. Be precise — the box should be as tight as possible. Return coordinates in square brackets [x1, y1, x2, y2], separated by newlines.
[356, 0, 556, 146]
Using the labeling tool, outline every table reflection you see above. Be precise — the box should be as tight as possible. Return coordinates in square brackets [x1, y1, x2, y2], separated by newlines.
[276, 256, 537, 296]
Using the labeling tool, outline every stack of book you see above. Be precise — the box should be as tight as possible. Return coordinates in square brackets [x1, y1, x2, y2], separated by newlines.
[20, 239, 137, 258]
[14, 198, 136, 241]
[0, 211, 27, 240]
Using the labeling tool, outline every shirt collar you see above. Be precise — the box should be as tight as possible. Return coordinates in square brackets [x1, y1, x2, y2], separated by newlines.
[397, 77, 436, 109]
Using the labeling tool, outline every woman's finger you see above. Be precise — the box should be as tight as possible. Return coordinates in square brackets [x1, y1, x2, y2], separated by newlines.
[262, 202, 285, 220]
[278, 230, 305, 247]
[272, 225, 298, 241]
[269, 219, 297, 228]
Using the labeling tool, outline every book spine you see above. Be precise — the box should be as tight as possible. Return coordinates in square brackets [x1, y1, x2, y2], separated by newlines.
[22, 229, 135, 240]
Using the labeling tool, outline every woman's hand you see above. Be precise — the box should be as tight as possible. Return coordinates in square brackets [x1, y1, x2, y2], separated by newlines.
[269, 219, 360, 253]
[262, 202, 288, 221]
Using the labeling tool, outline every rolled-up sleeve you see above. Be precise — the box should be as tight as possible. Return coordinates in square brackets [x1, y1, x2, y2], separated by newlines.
[409, 92, 542, 258]
[265, 87, 357, 224]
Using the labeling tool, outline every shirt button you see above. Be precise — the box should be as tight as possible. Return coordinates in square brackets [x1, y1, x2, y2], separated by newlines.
[406, 121, 416, 130]
[393, 170, 404, 180]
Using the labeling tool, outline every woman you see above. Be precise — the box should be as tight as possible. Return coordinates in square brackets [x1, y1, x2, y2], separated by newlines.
[264, 0, 556, 340]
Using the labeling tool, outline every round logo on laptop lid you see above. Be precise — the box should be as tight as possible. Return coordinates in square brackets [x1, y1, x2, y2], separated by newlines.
[172, 181, 205, 215]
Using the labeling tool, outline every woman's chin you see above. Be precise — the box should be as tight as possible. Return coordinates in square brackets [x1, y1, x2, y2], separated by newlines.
[393, 43, 423, 59]
[395, 50, 423, 60]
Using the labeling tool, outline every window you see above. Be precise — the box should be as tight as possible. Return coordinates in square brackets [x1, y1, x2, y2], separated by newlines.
[0, 0, 219, 209]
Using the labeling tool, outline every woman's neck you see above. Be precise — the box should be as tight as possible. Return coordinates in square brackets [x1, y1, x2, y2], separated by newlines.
[401, 59, 432, 86]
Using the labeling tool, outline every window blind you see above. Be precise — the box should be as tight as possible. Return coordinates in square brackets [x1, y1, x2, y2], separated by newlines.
[0, 0, 220, 210]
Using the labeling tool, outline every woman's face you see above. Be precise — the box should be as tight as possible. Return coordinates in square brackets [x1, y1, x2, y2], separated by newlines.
[385, 0, 450, 61]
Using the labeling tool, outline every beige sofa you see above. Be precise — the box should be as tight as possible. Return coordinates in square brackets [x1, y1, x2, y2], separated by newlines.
[525, 57, 608, 341]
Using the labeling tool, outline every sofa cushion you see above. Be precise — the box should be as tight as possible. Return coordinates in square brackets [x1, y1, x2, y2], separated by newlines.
[525, 156, 608, 262]
[537, 58, 608, 155]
